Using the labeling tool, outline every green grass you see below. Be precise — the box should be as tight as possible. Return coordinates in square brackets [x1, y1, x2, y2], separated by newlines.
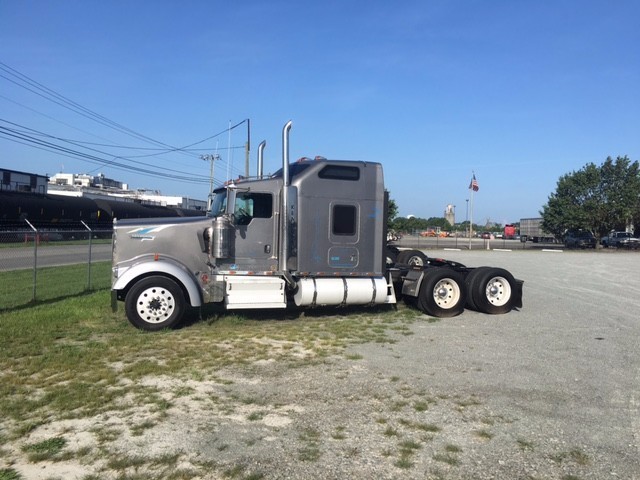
[0, 289, 423, 477]
[22, 436, 67, 462]
[0, 468, 23, 480]
[0, 261, 111, 310]
[297, 428, 322, 461]
[0, 238, 112, 249]
[551, 448, 590, 466]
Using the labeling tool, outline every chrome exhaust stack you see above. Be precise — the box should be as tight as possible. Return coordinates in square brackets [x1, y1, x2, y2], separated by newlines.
[257, 140, 266, 179]
[280, 121, 293, 273]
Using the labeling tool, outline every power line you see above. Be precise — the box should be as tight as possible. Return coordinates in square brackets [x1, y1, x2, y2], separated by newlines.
[0, 62, 250, 183]
[0, 125, 212, 184]
[0, 62, 183, 151]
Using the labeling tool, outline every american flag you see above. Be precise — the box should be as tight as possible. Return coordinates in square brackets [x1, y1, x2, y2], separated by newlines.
[469, 173, 479, 192]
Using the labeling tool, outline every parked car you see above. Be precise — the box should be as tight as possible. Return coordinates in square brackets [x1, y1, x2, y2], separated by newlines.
[564, 230, 596, 249]
[601, 231, 640, 249]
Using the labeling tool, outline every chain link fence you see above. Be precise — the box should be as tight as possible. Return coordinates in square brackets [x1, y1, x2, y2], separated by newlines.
[0, 220, 113, 311]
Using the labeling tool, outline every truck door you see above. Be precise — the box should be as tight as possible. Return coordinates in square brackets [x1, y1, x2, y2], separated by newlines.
[232, 191, 278, 271]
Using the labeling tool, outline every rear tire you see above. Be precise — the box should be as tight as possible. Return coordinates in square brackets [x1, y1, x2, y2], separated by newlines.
[125, 276, 186, 331]
[464, 267, 491, 311]
[470, 268, 516, 315]
[397, 249, 428, 267]
[386, 245, 400, 266]
[417, 268, 466, 318]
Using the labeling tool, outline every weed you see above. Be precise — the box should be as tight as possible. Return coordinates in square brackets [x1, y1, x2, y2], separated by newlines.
[298, 428, 322, 462]
[91, 426, 122, 444]
[331, 427, 347, 440]
[552, 449, 589, 466]
[21, 436, 66, 462]
[517, 438, 534, 451]
[244, 473, 265, 480]
[415, 422, 440, 433]
[165, 468, 201, 480]
[394, 455, 414, 469]
[107, 454, 147, 470]
[131, 419, 157, 436]
[149, 453, 181, 467]
[224, 464, 246, 478]
[172, 386, 195, 398]
[383, 426, 399, 437]
[399, 439, 421, 453]
[474, 429, 494, 440]
[433, 453, 460, 466]
[445, 444, 462, 453]
[345, 353, 363, 360]
[298, 444, 321, 462]
[454, 396, 482, 410]
[0, 469, 23, 480]
[390, 400, 408, 412]
[247, 411, 266, 422]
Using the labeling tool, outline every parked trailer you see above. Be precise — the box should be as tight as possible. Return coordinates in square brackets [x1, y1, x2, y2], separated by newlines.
[111, 122, 523, 330]
[519, 217, 556, 243]
[503, 224, 516, 240]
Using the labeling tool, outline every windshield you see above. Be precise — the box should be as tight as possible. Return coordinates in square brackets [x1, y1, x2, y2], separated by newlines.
[209, 190, 227, 217]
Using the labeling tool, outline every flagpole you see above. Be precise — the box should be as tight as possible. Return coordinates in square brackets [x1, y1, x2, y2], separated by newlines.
[468, 171, 476, 250]
[468, 187, 474, 250]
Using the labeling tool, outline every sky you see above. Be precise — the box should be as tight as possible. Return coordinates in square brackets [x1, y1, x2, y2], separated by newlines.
[1, 0, 639, 226]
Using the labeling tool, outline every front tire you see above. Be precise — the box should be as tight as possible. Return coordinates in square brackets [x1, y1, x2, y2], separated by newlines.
[125, 276, 186, 331]
[417, 268, 466, 318]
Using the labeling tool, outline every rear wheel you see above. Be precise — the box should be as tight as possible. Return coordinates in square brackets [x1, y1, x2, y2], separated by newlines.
[386, 245, 400, 266]
[125, 276, 186, 331]
[417, 268, 466, 318]
[397, 249, 428, 267]
[470, 268, 516, 315]
[464, 267, 491, 311]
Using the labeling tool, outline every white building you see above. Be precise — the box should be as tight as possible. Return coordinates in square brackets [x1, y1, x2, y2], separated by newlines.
[47, 172, 206, 211]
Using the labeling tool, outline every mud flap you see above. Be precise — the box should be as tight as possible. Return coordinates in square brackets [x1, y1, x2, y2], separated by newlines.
[400, 269, 425, 299]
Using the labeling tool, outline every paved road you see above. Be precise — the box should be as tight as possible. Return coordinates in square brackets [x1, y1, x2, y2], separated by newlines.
[0, 243, 112, 271]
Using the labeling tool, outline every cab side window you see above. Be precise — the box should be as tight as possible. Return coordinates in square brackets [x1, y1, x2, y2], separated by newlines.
[234, 192, 273, 225]
[332, 204, 357, 236]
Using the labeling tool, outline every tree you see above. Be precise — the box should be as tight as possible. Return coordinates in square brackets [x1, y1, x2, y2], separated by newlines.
[387, 196, 399, 230]
[600, 156, 640, 232]
[541, 156, 640, 240]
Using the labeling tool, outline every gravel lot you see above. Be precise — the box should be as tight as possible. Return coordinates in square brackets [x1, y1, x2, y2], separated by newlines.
[8, 249, 640, 479]
[349, 248, 640, 480]
[201, 249, 640, 480]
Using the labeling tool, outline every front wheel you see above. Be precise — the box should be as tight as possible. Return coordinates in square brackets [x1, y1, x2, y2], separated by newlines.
[417, 268, 466, 318]
[125, 276, 186, 331]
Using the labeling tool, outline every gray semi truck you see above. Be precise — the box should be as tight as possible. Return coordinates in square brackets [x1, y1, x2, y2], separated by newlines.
[111, 121, 523, 330]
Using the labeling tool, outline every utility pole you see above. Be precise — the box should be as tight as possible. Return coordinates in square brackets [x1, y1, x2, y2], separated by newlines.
[201, 154, 219, 212]
[244, 118, 251, 177]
